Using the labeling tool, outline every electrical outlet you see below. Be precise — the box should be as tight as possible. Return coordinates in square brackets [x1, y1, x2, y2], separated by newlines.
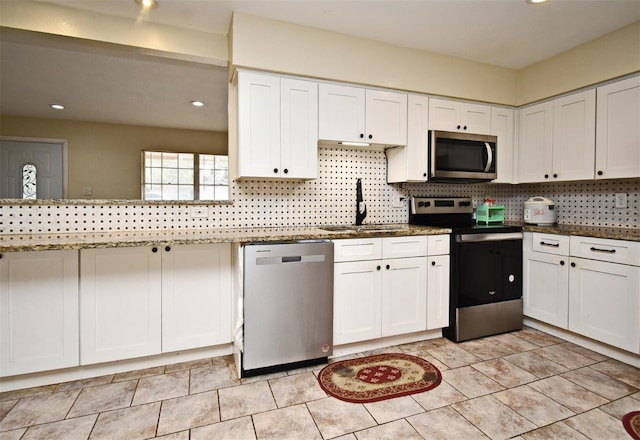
[82, 187, 92, 196]
[614, 193, 628, 209]
[190, 206, 208, 218]
[392, 195, 404, 208]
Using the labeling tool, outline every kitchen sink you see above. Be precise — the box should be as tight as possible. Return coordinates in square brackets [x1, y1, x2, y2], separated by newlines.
[319, 224, 410, 233]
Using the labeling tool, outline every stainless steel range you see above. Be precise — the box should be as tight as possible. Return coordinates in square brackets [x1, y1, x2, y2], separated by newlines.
[409, 196, 523, 342]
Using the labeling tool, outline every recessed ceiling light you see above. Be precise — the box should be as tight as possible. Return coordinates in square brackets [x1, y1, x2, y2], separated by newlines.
[526, 0, 549, 4]
[135, 0, 157, 10]
[190, 100, 205, 107]
[50, 104, 65, 110]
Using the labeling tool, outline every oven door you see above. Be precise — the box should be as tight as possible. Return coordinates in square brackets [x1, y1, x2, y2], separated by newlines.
[454, 232, 523, 308]
[429, 130, 497, 182]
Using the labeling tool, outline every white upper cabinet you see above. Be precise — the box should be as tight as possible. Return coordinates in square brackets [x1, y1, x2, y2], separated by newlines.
[387, 94, 429, 183]
[552, 90, 596, 181]
[233, 70, 318, 180]
[518, 101, 554, 183]
[428, 98, 491, 134]
[490, 106, 516, 183]
[595, 76, 640, 180]
[319, 83, 407, 146]
[518, 89, 596, 183]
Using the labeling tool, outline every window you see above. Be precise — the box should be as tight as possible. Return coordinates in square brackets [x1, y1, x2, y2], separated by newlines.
[22, 163, 37, 199]
[142, 151, 228, 201]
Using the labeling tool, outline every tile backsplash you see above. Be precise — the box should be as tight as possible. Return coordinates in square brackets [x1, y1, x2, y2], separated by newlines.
[0, 147, 638, 234]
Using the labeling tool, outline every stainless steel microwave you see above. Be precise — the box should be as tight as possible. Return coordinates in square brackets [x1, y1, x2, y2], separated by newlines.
[428, 130, 497, 182]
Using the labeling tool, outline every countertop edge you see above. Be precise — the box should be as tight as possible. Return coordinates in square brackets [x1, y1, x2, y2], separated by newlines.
[0, 225, 451, 253]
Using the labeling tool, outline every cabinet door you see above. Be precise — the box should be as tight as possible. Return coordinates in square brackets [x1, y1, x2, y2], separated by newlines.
[237, 71, 281, 178]
[161, 244, 232, 352]
[0, 250, 79, 376]
[365, 89, 408, 145]
[387, 94, 429, 183]
[596, 76, 640, 179]
[333, 261, 382, 344]
[518, 101, 553, 183]
[523, 250, 569, 328]
[491, 106, 515, 183]
[80, 247, 161, 365]
[552, 89, 596, 181]
[426, 255, 450, 330]
[319, 83, 366, 143]
[429, 98, 459, 131]
[429, 98, 490, 134]
[569, 257, 639, 353]
[281, 78, 319, 179]
[381, 257, 427, 336]
[461, 102, 492, 135]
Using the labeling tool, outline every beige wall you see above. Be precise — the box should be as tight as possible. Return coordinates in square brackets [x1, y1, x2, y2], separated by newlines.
[517, 21, 640, 105]
[0, 116, 227, 199]
[0, 1, 228, 66]
[230, 13, 519, 105]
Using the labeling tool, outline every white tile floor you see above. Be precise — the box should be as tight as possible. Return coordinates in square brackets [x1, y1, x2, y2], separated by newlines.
[1, 327, 639, 440]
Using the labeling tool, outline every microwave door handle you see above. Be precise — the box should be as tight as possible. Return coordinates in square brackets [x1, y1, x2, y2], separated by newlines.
[484, 142, 493, 172]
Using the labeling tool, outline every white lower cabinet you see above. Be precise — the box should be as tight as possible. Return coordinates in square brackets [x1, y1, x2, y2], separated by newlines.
[0, 250, 79, 376]
[333, 235, 449, 345]
[161, 244, 232, 352]
[569, 257, 639, 353]
[80, 243, 232, 365]
[80, 246, 162, 365]
[524, 233, 640, 354]
[523, 233, 570, 328]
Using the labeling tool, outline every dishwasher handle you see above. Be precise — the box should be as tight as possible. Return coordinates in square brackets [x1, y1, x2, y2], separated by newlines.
[257, 254, 327, 265]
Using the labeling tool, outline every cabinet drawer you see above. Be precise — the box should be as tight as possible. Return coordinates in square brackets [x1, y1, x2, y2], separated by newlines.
[427, 235, 450, 255]
[382, 236, 428, 258]
[333, 238, 382, 262]
[570, 236, 640, 266]
[532, 233, 570, 256]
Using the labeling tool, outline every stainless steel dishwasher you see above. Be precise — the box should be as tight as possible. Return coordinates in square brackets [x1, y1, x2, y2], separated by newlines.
[242, 240, 334, 376]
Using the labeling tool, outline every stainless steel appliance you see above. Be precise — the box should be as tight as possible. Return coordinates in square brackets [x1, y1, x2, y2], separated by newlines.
[428, 130, 497, 182]
[242, 240, 334, 376]
[409, 196, 523, 342]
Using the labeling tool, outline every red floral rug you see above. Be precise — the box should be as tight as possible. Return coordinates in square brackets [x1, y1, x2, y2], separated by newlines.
[623, 411, 640, 440]
[317, 353, 441, 403]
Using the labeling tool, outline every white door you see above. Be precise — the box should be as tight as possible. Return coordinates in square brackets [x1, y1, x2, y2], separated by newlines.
[365, 89, 408, 145]
[280, 78, 319, 179]
[518, 101, 554, 183]
[523, 250, 569, 328]
[80, 247, 162, 365]
[491, 107, 515, 183]
[0, 250, 79, 376]
[0, 138, 66, 199]
[552, 89, 596, 181]
[333, 260, 382, 345]
[596, 76, 640, 179]
[318, 83, 366, 143]
[161, 243, 232, 352]
[568, 257, 640, 353]
[381, 257, 427, 336]
[427, 255, 450, 330]
[460, 102, 492, 134]
[237, 71, 281, 178]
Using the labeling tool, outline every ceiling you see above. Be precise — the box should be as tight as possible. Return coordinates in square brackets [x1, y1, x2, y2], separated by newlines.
[1, 0, 639, 132]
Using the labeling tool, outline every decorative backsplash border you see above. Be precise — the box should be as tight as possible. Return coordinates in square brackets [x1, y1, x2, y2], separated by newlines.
[0, 147, 638, 234]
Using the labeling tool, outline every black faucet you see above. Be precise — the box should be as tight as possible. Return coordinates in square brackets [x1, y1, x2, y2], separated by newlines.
[355, 178, 367, 226]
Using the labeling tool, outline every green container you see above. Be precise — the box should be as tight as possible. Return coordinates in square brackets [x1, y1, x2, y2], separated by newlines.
[476, 204, 505, 224]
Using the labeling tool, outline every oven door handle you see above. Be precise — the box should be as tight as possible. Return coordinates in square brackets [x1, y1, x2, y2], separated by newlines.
[456, 232, 523, 242]
[484, 142, 493, 173]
